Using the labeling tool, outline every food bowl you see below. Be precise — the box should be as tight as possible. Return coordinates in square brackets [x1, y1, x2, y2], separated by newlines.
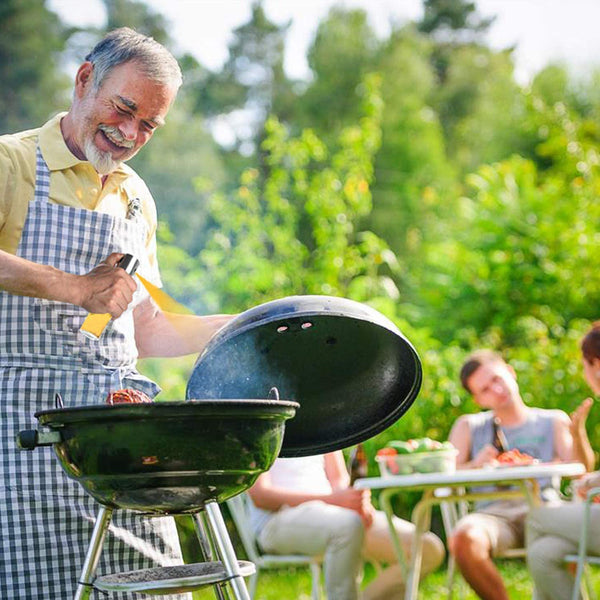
[376, 441, 458, 476]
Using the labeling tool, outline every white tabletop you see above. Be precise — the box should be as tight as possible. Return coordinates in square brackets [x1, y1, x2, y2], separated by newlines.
[354, 462, 586, 490]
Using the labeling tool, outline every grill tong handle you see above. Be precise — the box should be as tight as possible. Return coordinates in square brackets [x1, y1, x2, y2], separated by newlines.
[16, 429, 62, 450]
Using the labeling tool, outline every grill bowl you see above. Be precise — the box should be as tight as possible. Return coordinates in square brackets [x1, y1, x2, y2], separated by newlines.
[33, 399, 298, 514]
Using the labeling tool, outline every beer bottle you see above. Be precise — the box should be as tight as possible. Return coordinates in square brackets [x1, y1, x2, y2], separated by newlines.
[492, 417, 509, 453]
[348, 443, 368, 484]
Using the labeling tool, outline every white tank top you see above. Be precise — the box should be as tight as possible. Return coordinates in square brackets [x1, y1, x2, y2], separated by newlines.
[248, 455, 332, 533]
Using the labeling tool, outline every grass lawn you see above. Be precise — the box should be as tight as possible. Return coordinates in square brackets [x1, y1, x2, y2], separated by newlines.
[189, 559, 600, 599]
[178, 510, 600, 599]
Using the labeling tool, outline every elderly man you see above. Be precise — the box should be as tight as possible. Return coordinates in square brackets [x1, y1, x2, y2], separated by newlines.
[0, 28, 230, 598]
[447, 350, 593, 600]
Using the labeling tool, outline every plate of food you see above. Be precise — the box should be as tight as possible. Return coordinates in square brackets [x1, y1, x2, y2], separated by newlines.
[493, 448, 538, 467]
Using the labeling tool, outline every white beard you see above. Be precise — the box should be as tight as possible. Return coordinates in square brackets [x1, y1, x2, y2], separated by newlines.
[83, 136, 120, 175]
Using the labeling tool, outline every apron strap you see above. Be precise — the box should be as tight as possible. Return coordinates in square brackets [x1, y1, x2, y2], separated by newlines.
[34, 146, 51, 202]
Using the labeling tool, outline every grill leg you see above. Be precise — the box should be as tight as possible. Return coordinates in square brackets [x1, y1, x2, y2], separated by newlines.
[74, 506, 113, 600]
[204, 500, 252, 600]
[193, 511, 228, 600]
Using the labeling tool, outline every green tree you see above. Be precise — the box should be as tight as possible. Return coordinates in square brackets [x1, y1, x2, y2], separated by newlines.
[190, 2, 294, 155]
[417, 152, 600, 344]
[368, 25, 457, 263]
[435, 45, 526, 173]
[298, 7, 379, 136]
[418, 0, 494, 82]
[194, 74, 394, 314]
[0, 0, 70, 134]
[140, 75, 396, 400]
[104, 0, 171, 43]
[418, 0, 494, 39]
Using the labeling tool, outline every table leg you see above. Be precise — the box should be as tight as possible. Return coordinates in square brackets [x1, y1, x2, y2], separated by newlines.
[380, 489, 409, 580]
[524, 479, 541, 507]
[405, 491, 433, 600]
[379, 488, 433, 600]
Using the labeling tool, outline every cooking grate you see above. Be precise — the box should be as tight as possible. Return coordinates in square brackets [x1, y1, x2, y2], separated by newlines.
[95, 560, 255, 594]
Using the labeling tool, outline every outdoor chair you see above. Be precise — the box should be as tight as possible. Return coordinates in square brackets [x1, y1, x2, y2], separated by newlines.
[564, 486, 600, 600]
[226, 492, 323, 599]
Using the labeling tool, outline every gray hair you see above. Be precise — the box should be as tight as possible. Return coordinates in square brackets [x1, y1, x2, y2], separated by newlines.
[85, 27, 183, 92]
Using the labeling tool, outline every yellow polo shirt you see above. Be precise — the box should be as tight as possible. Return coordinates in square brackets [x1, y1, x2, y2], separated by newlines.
[0, 112, 159, 276]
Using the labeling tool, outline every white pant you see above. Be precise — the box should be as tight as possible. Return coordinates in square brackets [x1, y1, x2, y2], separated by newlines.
[258, 500, 444, 600]
[527, 502, 600, 600]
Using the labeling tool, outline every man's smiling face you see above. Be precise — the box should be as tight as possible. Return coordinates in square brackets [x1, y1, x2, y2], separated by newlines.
[467, 360, 520, 411]
[73, 60, 176, 174]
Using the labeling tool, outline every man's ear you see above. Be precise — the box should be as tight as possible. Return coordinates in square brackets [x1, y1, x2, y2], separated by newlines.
[506, 363, 517, 380]
[74, 62, 94, 98]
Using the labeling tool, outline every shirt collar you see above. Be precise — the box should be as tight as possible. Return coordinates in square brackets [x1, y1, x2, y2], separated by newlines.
[38, 111, 129, 180]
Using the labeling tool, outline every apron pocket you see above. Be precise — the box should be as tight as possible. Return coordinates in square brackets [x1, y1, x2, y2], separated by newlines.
[33, 299, 87, 337]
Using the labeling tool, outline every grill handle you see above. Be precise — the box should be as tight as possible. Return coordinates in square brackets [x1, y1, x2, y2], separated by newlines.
[16, 429, 62, 450]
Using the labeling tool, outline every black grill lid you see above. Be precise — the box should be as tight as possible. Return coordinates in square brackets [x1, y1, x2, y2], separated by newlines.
[186, 295, 422, 457]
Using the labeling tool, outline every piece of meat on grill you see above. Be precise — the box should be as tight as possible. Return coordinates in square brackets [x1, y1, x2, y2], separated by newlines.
[105, 388, 153, 405]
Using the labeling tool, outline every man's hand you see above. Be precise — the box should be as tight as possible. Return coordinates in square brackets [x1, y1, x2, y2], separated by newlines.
[568, 397, 596, 471]
[75, 253, 137, 317]
[570, 398, 593, 436]
[328, 488, 375, 527]
[471, 444, 500, 468]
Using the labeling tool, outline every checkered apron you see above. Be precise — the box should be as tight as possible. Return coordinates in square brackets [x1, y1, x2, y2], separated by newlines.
[0, 148, 191, 599]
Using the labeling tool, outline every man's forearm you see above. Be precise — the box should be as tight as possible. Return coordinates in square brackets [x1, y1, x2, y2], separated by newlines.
[133, 298, 232, 358]
[572, 427, 596, 471]
[0, 249, 78, 303]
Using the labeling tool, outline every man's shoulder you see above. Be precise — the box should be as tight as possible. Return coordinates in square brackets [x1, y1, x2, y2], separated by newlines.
[527, 407, 569, 431]
[119, 163, 151, 192]
[457, 411, 492, 426]
[529, 406, 568, 421]
[450, 411, 490, 435]
[0, 126, 39, 165]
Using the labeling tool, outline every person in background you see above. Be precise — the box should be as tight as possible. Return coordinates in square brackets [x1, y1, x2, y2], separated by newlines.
[527, 323, 600, 600]
[447, 350, 594, 600]
[0, 28, 231, 598]
[247, 450, 445, 600]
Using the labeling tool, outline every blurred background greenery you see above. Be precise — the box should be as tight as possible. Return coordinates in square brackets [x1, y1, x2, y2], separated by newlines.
[3, 0, 600, 548]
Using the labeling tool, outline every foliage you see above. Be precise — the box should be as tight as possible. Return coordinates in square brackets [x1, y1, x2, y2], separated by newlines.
[189, 2, 294, 155]
[433, 45, 526, 173]
[416, 137, 600, 346]
[369, 25, 457, 260]
[0, 0, 71, 134]
[192, 74, 393, 315]
[298, 7, 379, 135]
[418, 0, 494, 40]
